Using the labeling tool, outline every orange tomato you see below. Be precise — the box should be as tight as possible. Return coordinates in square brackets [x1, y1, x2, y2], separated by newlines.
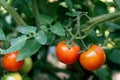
[56, 41, 80, 64]
[79, 45, 106, 71]
[2, 51, 24, 72]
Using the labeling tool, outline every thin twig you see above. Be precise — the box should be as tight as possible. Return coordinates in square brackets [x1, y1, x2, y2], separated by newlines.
[77, 14, 87, 49]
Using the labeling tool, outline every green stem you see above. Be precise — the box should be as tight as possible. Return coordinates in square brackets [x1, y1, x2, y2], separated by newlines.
[77, 15, 87, 49]
[81, 11, 120, 32]
[67, 20, 80, 45]
[31, 0, 40, 29]
[67, 29, 78, 45]
[66, 18, 77, 29]
[0, 1, 27, 26]
[7, 0, 15, 6]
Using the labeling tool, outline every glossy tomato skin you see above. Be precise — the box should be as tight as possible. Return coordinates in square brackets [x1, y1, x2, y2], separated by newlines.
[56, 41, 80, 64]
[2, 51, 24, 72]
[79, 45, 106, 71]
[1, 72, 22, 80]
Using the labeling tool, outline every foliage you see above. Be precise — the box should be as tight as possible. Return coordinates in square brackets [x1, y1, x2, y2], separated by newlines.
[0, 0, 120, 80]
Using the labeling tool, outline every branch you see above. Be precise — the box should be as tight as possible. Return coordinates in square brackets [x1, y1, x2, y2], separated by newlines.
[81, 11, 120, 32]
[0, 1, 27, 26]
[31, 0, 40, 29]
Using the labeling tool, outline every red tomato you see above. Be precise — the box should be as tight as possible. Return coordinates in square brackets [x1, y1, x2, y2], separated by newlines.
[79, 45, 106, 71]
[2, 51, 24, 72]
[56, 41, 80, 64]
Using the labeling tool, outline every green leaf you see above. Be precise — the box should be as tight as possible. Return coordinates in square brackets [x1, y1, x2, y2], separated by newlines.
[40, 25, 47, 30]
[105, 22, 120, 30]
[93, 65, 112, 80]
[17, 26, 37, 34]
[15, 0, 33, 18]
[88, 30, 98, 43]
[65, 0, 73, 11]
[108, 49, 120, 64]
[94, 1, 108, 16]
[50, 22, 65, 36]
[2, 35, 27, 54]
[113, 0, 120, 10]
[39, 14, 53, 25]
[17, 38, 41, 61]
[0, 28, 6, 40]
[114, 38, 120, 48]
[46, 32, 56, 45]
[34, 30, 47, 45]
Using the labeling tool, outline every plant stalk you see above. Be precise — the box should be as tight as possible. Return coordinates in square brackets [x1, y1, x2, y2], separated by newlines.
[7, 0, 15, 6]
[31, 0, 40, 29]
[0, 1, 27, 26]
[81, 11, 120, 32]
[77, 15, 87, 49]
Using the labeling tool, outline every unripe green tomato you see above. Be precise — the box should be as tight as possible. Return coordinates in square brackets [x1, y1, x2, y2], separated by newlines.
[1, 72, 22, 80]
[20, 57, 33, 73]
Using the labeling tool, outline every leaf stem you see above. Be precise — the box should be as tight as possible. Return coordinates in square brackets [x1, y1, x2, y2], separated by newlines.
[0, 1, 27, 26]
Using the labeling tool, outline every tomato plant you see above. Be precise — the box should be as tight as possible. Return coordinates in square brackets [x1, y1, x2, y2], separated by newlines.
[0, 0, 120, 80]
[1, 72, 22, 80]
[56, 41, 80, 64]
[1, 51, 24, 72]
[20, 57, 33, 73]
[79, 45, 106, 71]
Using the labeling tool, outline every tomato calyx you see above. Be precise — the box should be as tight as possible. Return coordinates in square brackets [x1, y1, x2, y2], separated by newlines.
[77, 43, 93, 54]
[77, 50, 85, 54]
[64, 41, 78, 49]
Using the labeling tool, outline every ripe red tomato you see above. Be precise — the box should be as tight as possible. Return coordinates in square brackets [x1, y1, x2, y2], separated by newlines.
[56, 41, 80, 64]
[79, 45, 106, 71]
[2, 51, 24, 72]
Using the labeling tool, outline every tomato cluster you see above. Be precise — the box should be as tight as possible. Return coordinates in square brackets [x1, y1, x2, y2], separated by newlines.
[56, 41, 106, 71]
[1, 51, 33, 80]
[1, 51, 33, 72]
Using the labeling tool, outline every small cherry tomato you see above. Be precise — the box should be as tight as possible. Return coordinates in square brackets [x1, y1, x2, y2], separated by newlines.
[56, 41, 80, 64]
[2, 51, 24, 72]
[1, 72, 22, 80]
[20, 57, 33, 73]
[79, 45, 106, 71]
